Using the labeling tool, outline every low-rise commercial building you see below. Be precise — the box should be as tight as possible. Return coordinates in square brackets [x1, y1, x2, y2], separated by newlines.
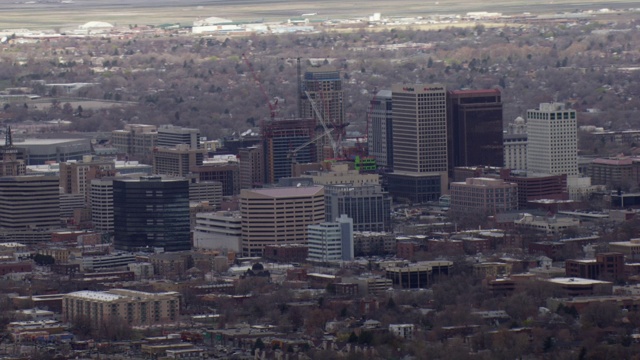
[385, 261, 452, 288]
[450, 177, 518, 215]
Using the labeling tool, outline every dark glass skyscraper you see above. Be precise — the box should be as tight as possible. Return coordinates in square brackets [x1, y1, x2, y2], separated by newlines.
[113, 176, 190, 252]
[447, 89, 504, 173]
[368, 90, 393, 169]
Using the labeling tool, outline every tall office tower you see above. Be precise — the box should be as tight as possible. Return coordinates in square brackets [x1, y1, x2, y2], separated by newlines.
[447, 89, 503, 172]
[307, 214, 354, 262]
[368, 90, 393, 168]
[240, 185, 324, 257]
[113, 176, 190, 252]
[301, 67, 345, 160]
[239, 145, 264, 189]
[526, 102, 578, 176]
[90, 178, 115, 234]
[111, 124, 158, 158]
[153, 144, 206, 178]
[504, 117, 528, 171]
[157, 125, 201, 149]
[325, 184, 392, 232]
[59, 157, 115, 202]
[0, 127, 25, 176]
[262, 118, 315, 184]
[387, 84, 448, 203]
[0, 175, 60, 244]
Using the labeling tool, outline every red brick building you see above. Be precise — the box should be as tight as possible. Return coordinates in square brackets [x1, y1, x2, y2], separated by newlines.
[263, 244, 308, 263]
[396, 241, 421, 260]
[0, 262, 32, 276]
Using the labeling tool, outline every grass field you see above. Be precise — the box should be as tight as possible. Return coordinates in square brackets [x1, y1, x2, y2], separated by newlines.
[0, 0, 637, 30]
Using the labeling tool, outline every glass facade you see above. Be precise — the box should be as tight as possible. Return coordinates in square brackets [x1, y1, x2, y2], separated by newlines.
[447, 89, 504, 170]
[113, 176, 190, 252]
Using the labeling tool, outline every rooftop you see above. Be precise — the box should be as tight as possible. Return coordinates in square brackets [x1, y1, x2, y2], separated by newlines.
[244, 185, 323, 198]
[548, 277, 611, 285]
[66, 290, 124, 302]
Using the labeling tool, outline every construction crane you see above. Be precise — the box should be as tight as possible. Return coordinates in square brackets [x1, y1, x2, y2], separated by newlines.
[304, 90, 341, 158]
[242, 53, 278, 121]
[287, 127, 335, 164]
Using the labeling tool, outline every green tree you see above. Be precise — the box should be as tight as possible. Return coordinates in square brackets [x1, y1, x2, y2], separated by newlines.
[32, 254, 55, 266]
[348, 331, 358, 343]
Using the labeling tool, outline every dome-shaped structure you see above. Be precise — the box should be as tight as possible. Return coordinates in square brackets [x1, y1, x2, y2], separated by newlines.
[79, 21, 114, 29]
[514, 116, 525, 124]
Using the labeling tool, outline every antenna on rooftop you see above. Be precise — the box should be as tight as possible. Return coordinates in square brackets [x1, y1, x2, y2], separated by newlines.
[5, 125, 12, 147]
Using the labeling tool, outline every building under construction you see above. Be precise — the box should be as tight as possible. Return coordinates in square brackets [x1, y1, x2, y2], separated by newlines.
[262, 118, 316, 184]
[301, 67, 345, 161]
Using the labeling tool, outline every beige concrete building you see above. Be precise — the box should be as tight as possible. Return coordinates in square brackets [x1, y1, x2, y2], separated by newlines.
[153, 144, 206, 178]
[388, 84, 449, 203]
[609, 239, 640, 261]
[189, 181, 222, 207]
[239, 145, 264, 189]
[503, 117, 527, 171]
[0, 175, 60, 244]
[111, 124, 158, 158]
[59, 156, 115, 201]
[240, 185, 324, 256]
[62, 289, 180, 327]
[450, 177, 518, 215]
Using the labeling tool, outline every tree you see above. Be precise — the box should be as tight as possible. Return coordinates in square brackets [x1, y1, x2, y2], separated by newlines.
[581, 302, 622, 328]
[253, 337, 265, 352]
[32, 254, 55, 266]
[348, 331, 358, 343]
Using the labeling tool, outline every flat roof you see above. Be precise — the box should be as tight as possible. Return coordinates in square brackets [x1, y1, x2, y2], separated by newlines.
[8, 138, 86, 146]
[66, 290, 124, 301]
[548, 277, 612, 285]
[610, 241, 640, 247]
[245, 185, 323, 198]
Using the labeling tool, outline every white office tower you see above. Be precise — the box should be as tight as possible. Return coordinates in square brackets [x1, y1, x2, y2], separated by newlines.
[526, 103, 578, 176]
[308, 215, 354, 262]
[90, 178, 114, 234]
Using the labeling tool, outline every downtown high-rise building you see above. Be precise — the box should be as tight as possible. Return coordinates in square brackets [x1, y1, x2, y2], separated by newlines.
[157, 125, 201, 149]
[240, 185, 324, 257]
[307, 214, 354, 262]
[0, 175, 60, 244]
[90, 177, 115, 235]
[324, 184, 392, 232]
[0, 127, 25, 177]
[113, 176, 191, 252]
[367, 90, 393, 168]
[387, 84, 448, 203]
[262, 118, 315, 184]
[239, 145, 264, 189]
[504, 117, 528, 171]
[526, 102, 578, 176]
[301, 67, 345, 160]
[447, 89, 503, 172]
